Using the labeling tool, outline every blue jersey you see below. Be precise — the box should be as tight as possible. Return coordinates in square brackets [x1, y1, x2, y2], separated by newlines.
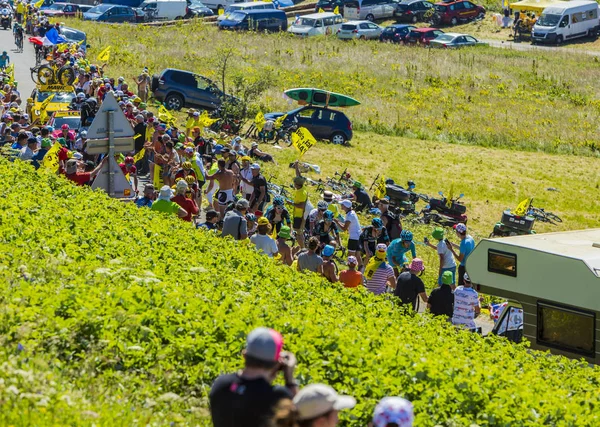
[386, 238, 416, 267]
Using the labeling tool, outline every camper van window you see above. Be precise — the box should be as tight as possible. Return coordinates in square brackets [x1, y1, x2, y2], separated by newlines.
[487, 250, 517, 277]
[537, 302, 595, 357]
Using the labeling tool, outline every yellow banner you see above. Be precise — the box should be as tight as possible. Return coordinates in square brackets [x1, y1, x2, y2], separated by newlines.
[39, 94, 55, 124]
[255, 111, 266, 131]
[273, 113, 287, 130]
[158, 105, 176, 126]
[97, 46, 111, 62]
[291, 127, 317, 158]
[374, 175, 386, 200]
[42, 142, 61, 173]
[333, 5, 340, 14]
[514, 197, 532, 216]
[199, 110, 218, 128]
[33, 0, 44, 9]
[133, 148, 145, 163]
[5, 64, 14, 84]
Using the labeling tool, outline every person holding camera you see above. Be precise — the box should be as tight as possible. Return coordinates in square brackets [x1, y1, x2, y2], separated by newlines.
[209, 327, 298, 427]
[424, 227, 456, 289]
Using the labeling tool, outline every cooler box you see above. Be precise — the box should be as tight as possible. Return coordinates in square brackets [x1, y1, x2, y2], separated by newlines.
[501, 210, 535, 232]
[386, 184, 410, 202]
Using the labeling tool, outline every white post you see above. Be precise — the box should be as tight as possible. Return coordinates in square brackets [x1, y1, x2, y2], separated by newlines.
[108, 110, 115, 196]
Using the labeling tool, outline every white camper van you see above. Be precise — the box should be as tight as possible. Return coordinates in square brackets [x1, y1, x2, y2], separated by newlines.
[138, 0, 187, 20]
[288, 12, 344, 37]
[532, 0, 600, 44]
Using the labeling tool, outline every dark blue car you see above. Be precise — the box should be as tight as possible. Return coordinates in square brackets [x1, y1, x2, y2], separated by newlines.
[265, 106, 353, 145]
[218, 9, 288, 32]
[379, 24, 416, 43]
[83, 4, 137, 22]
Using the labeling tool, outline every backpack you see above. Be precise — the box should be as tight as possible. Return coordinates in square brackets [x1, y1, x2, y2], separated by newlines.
[383, 211, 402, 241]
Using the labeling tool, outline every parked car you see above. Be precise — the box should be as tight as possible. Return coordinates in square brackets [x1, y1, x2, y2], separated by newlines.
[393, 0, 434, 23]
[83, 4, 137, 22]
[344, 0, 399, 21]
[59, 26, 88, 51]
[218, 9, 288, 31]
[406, 27, 444, 44]
[288, 12, 344, 36]
[137, 0, 187, 21]
[185, 0, 214, 17]
[314, 0, 348, 13]
[41, 2, 83, 17]
[217, 1, 275, 21]
[379, 23, 416, 42]
[532, 0, 600, 45]
[337, 20, 383, 39]
[429, 32, 487, 47]
[151, 68, 236, 110]
[433, 0, 484, 25]
[265, 106, 353, 145]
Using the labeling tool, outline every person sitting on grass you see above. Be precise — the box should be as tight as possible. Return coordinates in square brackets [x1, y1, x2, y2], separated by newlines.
[321, 245, 338, 284]
[135, 184, 155, 208]
[171, 179, 199, 223]
[297, 237, 323, 274]
[338, 256, 363, 289]
[251, 217, 279, 258]
[394, 258, 428, 312]
[364, 244, 396, 296]
[151, 185, 188, 218]
[427, 270, 454, 320]
[209, 327, 298, 427]
[198, 209, 219, 230]
[276, 225, 296, 266]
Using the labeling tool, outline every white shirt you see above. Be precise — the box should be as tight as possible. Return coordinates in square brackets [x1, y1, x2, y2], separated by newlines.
[19, 146, 34, 160]
[452, 286, 480, 329]
[437, 240, 456, 269]
[251, 234, 278, 257]
[240, 167, 253, 195]
[345, 210, 361, 240]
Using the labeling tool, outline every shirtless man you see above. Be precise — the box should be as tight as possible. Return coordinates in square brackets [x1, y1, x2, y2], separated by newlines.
[133, 68, 151, 102]
[205, 159, 235, 219]
[321, 245, 339, 283]
[276, 225, 294, 266]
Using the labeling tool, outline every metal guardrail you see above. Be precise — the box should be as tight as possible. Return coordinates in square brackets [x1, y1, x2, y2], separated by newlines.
[141, 1, 318, 26]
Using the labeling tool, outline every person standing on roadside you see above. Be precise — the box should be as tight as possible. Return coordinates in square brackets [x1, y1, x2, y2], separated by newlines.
[452, 273, 481, 331]
[427, 271, 454, 319]
[394, 258, 428, 312]
[335, 200, 362, 269]
[297, 237, 323, 274]
[240, 155, 254, 200]
[210, 327, 298, 427]
[133, 68, 151, 102]
[292, 162, 309, 248]
[243, 163, 268, 213]
[425, 227, 456, 289]
[446, 223, 475, 287]
[276, 226, 295, 266]
[364, 244, 396, 295]
[222, 198, 249, 240]
[205, 159, 236, 219]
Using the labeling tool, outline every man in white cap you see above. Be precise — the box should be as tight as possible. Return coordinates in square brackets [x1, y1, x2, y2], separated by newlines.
[335, 200, 362, 268]
[293, 383, 356, 427]
[452, 272, 480, 331]
[447, 223, 475, 287]
[371, 396, 414, 427]
[210, 327, 298, 427]
[150, 185, 187, 218]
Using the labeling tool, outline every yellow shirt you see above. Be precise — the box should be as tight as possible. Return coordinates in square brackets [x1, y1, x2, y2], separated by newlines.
[328, 203, 341, 219]
[293, 188, 308, 218]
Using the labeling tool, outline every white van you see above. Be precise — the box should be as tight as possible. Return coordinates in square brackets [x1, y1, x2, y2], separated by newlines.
[217, 1, 275, 21]
[288, 12, 344, 36]
[532, 0, 600, 44]
[138, 0, 187, 20]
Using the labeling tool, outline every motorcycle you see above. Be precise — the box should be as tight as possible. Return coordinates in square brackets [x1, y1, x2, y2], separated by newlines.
[420, 191, 468, 226]
[489, 198, 561, 238]
[383, 179, 430, 217]
[0, 12, 11, 30]
[258, 120, 297, 146]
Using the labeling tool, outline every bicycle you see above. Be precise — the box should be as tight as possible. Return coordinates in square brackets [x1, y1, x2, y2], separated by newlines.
[527, 206, 562, 225]
[14, 31, 24, 53]
[30, 61, 76, 86]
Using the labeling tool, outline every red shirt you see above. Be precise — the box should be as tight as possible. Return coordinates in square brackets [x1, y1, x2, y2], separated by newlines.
[171, 194, 199, 222]
[66, 172, 92, 186]
[119, 163, 137, 176]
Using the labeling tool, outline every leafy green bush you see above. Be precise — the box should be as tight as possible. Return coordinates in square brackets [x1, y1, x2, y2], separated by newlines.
[1, 159, 599, 426]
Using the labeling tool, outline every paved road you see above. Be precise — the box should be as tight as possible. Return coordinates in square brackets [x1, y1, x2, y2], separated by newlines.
[483, 38, 600, 57]
[1, 27, 37, 100]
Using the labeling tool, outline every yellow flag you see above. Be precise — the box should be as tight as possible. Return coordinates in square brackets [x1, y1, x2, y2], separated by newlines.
[218, 7, 224, 15]
[199, 110, 218, 127]
[158, 105, 176, 126]
[133, 148, 146, 163]
[318, 7, 325, 12]
[33, 0, 44, 8]
[374, 175, 386, 200]
[445, 184, 454, 208]
[42, 142, 61, 173]
[255, 111, 266, 131]
[96, 46, 111, 62]
[333, 5, 340, 14]
[273, 113, 287, 130]
[5, 64, 14, 84]
[514, 198, 532, 216]
[39, 93, 55, 124]
[291, 127, 317, 158]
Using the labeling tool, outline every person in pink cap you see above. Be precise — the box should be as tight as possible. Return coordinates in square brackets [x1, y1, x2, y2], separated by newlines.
[338, 255, 363, 289]
[370, 396, 414, 427]
[209, 327, 298, 427]
[394, 258, 428, 311]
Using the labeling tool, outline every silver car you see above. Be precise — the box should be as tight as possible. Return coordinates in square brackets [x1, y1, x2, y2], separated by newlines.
[344, 0, 399, 21]
[337, 20, 383, 39]
[429, 33, 487, 48]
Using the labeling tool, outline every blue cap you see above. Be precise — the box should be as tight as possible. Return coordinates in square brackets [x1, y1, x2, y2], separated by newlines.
[214, 144, 224, 154]
[322, 245, 335, 257]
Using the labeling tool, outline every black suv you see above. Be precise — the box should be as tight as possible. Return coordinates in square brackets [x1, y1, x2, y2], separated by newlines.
[394, 0, 434, 23]
[151, 68, 234, 111]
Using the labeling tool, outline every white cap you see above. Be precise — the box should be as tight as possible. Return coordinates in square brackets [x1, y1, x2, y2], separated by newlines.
[293, 384, 356, 421]
[372, 397, 414, 427]
[340, 200, 352, 209]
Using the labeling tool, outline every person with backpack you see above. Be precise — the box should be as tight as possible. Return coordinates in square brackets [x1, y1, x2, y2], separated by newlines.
[221, 199, 249, 240]
[359, 218, 390, 266]
[378, 198, 402, 241]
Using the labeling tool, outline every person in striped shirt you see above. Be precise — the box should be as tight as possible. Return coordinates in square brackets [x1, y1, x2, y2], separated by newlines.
[363, 243, 396, 296]
[452, 273, 481, 330]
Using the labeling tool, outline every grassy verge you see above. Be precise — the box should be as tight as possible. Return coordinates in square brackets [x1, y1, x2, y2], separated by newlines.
[1, 159, 600, 426]
[67, 18, 600, 156]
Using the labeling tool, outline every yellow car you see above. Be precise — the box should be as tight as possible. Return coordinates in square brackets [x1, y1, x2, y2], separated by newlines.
[27, 84, 76, 124]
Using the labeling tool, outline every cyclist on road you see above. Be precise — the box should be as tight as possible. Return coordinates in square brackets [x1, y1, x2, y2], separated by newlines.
[13, 23, 24, 51]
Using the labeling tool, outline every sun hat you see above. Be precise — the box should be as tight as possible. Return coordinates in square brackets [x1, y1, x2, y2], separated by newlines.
[454, 223, 467, 234]
[41, 138, 52, 148]
[241, 155, 251, 162]
[372, 397, 414, 427]
[158, 185, 174, 201]
[57, 137, 67, 146]
[176, 179, 188, 191]
[293, 176, 305, 185]
[278, 225, 292, 239]
[258, 217, 270, 226]
[409, 258, 425, 272]
[322, 191, 334, 201]
[293, 384, 356, 421]
[347, 255, 358, 265]
[432, 227, 445, 240]
[375, 243, 387, 260]
[236, 198, 250, 210]
[322, 245, 335, 257]
[245, 327, 283, 362]
[464, 272, 471, 283]
[250, 163, 261, 170]
[352, 181, 362, 189]
[340, 200, 352, 209]
[442, 271, 454, 285]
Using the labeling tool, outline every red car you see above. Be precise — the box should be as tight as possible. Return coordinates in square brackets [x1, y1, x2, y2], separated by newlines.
[433, 0, 485, 26]
[42, 3, 82, 17]
[406, 27, 444, 45]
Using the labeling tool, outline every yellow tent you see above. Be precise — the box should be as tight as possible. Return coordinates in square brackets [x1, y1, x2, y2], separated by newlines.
[509, 0, 567, 13]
